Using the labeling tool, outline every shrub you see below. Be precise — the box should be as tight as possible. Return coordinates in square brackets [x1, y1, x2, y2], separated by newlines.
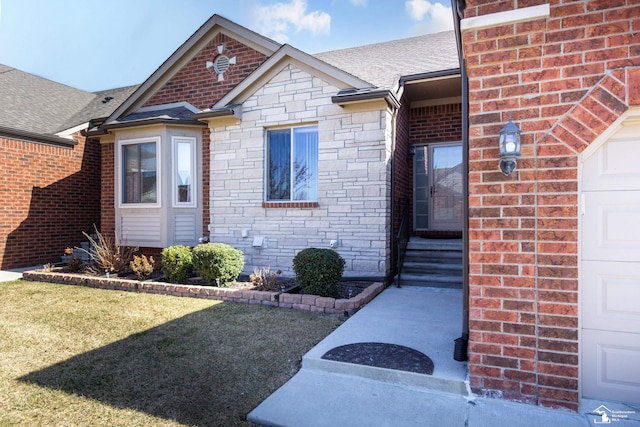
[82, 225, 136, 275]
[192, 243, 244, 286]
[292, 248, 345, 297]
[161, 245, 193, 284]
[130, 254, 154, 281]
[250, 266, 282, 291]
[67, 256, 84, 273]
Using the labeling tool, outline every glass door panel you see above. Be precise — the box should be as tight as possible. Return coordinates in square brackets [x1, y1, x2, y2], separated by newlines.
[413, 143, 463, 231]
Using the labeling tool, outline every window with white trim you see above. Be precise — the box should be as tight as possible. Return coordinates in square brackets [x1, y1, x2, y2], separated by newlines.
[266, 125, 318, 201]
[172, 136, 197, 207]
[120, 137, 160, 205]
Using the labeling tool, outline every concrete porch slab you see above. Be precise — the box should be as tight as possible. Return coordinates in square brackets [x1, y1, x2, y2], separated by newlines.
[303, 286, 468, 394]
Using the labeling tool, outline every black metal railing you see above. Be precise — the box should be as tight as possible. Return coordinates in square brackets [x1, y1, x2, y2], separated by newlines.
[395, 199, 410, 287]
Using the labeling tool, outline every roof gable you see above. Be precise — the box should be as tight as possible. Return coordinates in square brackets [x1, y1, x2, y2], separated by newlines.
[104, 14, 280, 125]
[212, 44, 374, 109]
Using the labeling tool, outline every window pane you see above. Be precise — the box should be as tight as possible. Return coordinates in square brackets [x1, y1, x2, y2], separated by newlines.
[123, 145, 140, 203]
[293, 126, 318, 201]
[176, 141, 192, 203]
[267, 130, 291, 200]
[122, 142, 157, 204]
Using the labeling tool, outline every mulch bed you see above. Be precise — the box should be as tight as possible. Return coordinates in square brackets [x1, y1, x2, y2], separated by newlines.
[59, 267, 376, 299]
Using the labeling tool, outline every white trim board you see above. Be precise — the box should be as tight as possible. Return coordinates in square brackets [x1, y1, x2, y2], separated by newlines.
[460, 4, 550, 32]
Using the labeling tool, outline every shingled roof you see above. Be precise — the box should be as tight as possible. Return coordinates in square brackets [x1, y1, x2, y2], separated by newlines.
[0, 64, 137, 142]
[314, 31, 459, 90]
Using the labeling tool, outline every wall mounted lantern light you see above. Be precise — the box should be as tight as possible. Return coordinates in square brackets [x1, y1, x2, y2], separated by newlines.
[498, 116, 522, 175]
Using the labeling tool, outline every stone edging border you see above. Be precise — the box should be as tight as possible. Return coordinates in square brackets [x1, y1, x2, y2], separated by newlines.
[22, 271, 386, 316]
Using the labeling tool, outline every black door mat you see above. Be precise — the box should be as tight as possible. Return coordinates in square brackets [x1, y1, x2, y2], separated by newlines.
[321, 342, 434, 375]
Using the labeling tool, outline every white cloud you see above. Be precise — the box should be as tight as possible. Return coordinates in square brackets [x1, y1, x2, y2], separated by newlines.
[405, 0, 453, 34]
[255, 0, 331, 44]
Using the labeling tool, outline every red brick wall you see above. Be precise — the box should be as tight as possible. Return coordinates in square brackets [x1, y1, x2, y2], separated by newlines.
[394, 97, 412, 239]
[0, 133, 101, 269]
[144, 33, 269, 110]
[410, 103, 463, 143]
[100, 142, 115, 239]
[462, 0, 640, 410]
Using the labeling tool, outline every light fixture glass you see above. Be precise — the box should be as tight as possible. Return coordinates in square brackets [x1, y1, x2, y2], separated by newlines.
[498, 117, 522, 175]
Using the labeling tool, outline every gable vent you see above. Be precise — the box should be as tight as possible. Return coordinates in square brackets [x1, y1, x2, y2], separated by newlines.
[214, 55, 230, 75]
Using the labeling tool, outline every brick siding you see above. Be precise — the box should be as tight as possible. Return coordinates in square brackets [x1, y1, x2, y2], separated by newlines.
[462, 0, 640, 410]
[410, 103, 463, 143]
[144, 33, 269, 110]
[0, 134, 100, 269]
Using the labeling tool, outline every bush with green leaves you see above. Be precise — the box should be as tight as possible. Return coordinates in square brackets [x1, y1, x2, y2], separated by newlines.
[192, 243, 244, 286]
[161, 245, 193, 284]
[292, 248, 345, 297]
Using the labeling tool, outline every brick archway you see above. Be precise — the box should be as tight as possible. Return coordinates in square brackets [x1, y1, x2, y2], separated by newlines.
[538, 66, 640, 153]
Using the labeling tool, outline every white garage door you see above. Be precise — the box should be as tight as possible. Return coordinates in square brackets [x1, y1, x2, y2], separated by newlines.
[581, 117, 640, 404]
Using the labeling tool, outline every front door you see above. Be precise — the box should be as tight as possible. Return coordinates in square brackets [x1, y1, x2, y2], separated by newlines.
[414, 142, 463, 231]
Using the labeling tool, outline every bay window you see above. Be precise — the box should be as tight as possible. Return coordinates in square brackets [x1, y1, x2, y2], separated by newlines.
[121, 137, 160, 205]
[173, 136, 196, 206]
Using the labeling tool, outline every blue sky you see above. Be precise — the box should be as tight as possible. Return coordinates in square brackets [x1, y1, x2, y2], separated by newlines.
[0, 0, 454, 92]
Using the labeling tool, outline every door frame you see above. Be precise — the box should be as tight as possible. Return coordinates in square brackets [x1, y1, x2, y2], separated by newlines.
[412, 141, 463, 232]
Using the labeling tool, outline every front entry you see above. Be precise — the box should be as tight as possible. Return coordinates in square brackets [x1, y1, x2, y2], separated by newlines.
[413, 142, 463, 232]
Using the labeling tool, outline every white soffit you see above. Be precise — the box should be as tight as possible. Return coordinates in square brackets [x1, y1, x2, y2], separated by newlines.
[460, 4, 550, 32]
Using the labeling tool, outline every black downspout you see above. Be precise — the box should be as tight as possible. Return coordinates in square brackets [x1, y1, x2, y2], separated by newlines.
[452, 0, 470, 362]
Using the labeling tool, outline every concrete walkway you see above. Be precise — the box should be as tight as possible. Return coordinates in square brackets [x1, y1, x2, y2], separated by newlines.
[0, 266, 34, 282]
[248, 286, 639, 426]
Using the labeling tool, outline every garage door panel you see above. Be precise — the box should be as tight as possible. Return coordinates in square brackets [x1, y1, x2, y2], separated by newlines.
[582, 329, 640, 403]
[581, 119, 640, 404]
[583, 131, 640, 192]
[582, 261, 640, 333]
[582, 191, 640, 262]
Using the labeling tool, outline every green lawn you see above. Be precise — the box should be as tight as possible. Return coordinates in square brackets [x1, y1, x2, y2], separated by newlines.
[0, 281, 343, 426]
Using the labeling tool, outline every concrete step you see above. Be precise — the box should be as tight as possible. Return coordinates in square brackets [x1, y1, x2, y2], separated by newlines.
[405, 250, 463, 263]
[399, 273, 462, 289]
[248, 287, 472, 427]
[402, 261, 462, 275]
[407, 238, 462, 252]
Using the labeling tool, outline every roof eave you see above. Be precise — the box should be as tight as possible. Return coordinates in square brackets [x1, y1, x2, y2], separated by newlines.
[192, 104, 242, 120]
[102, 118, 206, 131]
[331, 89, 400, 109]
[0, 126, 78, 148]
[400, 68, 462, 84]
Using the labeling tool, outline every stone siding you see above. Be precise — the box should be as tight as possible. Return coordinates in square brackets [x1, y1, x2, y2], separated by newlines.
[208, 65, 393, 278]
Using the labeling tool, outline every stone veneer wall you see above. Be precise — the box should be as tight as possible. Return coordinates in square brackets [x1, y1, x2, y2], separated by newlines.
[208, 65, 393, 279]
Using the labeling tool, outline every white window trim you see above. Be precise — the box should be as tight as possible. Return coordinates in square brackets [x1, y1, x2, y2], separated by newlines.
[117, 136, 162, 209]
[172, 136, 197, 208]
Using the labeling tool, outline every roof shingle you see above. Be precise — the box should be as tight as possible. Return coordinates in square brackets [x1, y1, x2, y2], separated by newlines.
[314, 31, 459, 90]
